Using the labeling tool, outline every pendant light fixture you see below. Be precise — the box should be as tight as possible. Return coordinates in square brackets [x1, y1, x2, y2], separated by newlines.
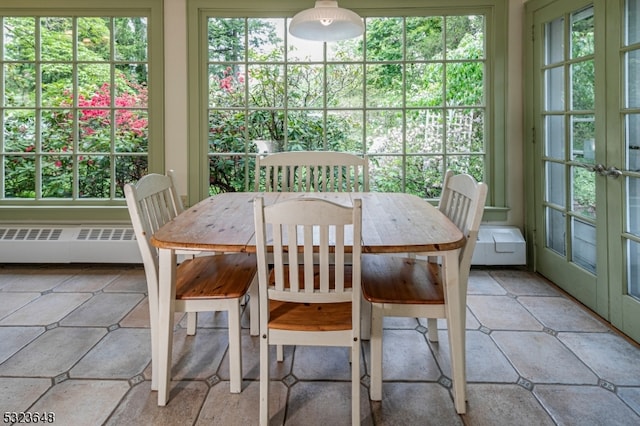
[289, 1, 364, 42]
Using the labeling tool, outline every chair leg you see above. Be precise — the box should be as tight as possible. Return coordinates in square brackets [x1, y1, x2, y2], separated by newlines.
[443, 251, 467, 414]
[351, 338, 361, 426]
[187, 312, 197, 335]
[369, 303, 383, 401]
[228, 300, 242, 393]
[276, 344, 284, 362]
[260, 333, 270, 425]
[249, 275, 259, 336]
[147, 295, 159, 391]
[157, 248, 177, 406]
[427, 318, 439, 342]
[361, 296, 371, 340]
[149, 318, 158, 391]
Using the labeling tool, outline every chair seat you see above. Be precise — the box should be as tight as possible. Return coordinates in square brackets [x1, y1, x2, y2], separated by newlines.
[176, 253, 257, 300]
[266, 264, 354, 331]
[361, 254, 444, 305]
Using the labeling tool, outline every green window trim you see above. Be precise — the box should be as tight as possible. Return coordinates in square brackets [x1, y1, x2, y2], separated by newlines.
[187, 0, 508, 222]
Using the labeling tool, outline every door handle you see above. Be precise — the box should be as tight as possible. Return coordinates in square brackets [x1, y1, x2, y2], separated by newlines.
[605, 166, 622, 178]
[588, 164, 622, 178]
[591, 163, 606, 175]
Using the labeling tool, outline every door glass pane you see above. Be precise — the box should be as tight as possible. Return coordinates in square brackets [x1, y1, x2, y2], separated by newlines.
[546, 207, 566, 255]
[627, 113, 640, 237]
[626, 0, 640, 45]
[572, 60, 595, 110]
[572, 218, 596, 273]
[546, 66, 565, 111]
[546, 17, 564, 65]
[546, 115, 565, 158]
[629, 177, 640, 236]
[571, 6, 594, 59]
[628, 239, 640, 300]
[572, 114, 595, 162]
[573, 166, 596, 218]
[625, 0, 640, 303]
[546, 162, 566, 206]
[628, 114, 640, 171]
[626, 50, 640, 108]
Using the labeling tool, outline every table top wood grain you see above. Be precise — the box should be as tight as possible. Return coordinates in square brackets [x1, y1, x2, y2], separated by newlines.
[151, 192, 465, 254]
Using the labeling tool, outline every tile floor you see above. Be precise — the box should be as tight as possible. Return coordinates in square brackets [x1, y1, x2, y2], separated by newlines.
[1, 264, 640, 425]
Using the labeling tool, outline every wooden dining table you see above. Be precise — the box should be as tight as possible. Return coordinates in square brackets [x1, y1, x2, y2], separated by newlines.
[150, 191, 467, 410]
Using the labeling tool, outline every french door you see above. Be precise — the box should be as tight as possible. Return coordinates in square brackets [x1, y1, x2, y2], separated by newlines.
[527, 0, 640, 342]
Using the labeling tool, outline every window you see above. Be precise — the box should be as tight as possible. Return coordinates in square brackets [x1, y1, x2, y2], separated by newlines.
[0, 0, 163, 221]
[189, 0, 506, 214]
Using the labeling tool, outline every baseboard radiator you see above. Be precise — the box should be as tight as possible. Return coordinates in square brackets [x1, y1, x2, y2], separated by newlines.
[0, 225, 526, 266]
[0, 226, 142, 263]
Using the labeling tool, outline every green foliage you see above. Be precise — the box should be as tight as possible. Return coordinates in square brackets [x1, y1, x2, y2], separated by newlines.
[204, 15, 489, 195]
[4, 74, 148, 198]
[568, 9, 596, 214]
[3, 13, 494, 200]
[573, 167, 596, 218]
[2, 15, 149, 199]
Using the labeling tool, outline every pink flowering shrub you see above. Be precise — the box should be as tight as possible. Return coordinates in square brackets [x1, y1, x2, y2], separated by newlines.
[4, 73, 148, 198]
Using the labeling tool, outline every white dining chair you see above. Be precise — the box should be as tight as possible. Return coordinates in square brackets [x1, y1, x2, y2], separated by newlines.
[165, 169, 201, 334]
[254, 151, 370, 341]
[360, 170, 487, 414]
[253, 196, 363, 426]
[124, 173, 258, 400]
[254, 150, 369, 192]
[166, 169, 259, 336]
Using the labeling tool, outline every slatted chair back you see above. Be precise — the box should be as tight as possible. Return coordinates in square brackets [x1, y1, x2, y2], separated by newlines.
[257, 197, 362, 304]
[125, 173, 180, 286]
[254, 151, 369, 192]
[438, 170, 488, 286]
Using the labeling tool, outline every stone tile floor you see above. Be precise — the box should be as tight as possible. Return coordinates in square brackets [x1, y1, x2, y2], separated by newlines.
[1, 264, 639, 425]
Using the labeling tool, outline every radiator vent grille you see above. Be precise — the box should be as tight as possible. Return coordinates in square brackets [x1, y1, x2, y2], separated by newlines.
[0, 228, 64, 241]
[76, 228, 135, 241]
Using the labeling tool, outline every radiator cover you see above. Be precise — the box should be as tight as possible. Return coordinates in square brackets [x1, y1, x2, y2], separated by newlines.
[0, 225, 525, 265]
[0, 226, 141, 263]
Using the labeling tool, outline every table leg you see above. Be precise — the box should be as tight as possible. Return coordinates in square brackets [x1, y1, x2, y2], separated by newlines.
[360, 296, 371, 340]
[443, 249, 467, 414]
[158, 248, 177, 406]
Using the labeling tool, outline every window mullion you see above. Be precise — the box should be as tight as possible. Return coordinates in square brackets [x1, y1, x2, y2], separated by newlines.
[73, 16, 79, 200]
[35, 16, 43, 200]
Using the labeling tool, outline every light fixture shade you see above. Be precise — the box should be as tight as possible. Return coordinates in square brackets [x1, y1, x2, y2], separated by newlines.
[289, 1, 364, 42]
